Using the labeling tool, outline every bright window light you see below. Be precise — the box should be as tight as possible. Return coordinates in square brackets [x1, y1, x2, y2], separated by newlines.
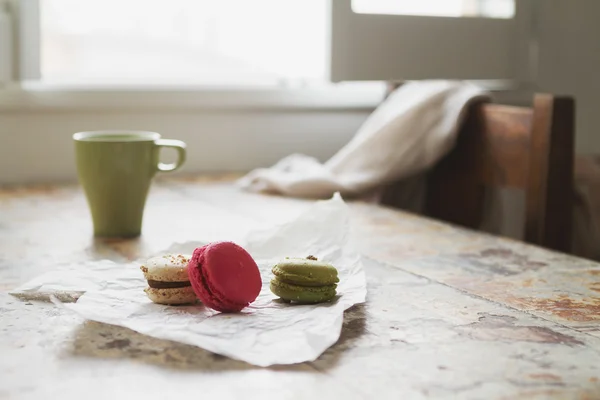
[41, 0, 328, 85]
[352, 0, 515, 19]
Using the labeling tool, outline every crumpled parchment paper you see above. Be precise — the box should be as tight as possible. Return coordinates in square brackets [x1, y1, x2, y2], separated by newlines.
[10, 194, 367, 366]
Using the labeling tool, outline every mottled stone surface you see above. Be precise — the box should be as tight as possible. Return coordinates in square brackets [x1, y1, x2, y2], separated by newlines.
[1, 176, 600, 399]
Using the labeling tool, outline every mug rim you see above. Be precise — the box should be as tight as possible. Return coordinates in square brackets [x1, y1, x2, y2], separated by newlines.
[73, 130, 161, 142]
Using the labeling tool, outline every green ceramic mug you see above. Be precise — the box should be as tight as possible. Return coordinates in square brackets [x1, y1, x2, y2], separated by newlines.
[73, 130, 186, 238]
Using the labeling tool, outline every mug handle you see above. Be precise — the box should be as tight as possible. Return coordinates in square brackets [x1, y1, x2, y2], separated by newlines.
[154, 139, 187, 172]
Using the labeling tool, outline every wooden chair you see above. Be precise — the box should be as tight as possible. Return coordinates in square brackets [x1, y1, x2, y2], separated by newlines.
[382, 93, 575, 253]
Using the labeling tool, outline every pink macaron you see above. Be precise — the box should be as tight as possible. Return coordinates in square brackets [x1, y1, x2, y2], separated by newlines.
[187, 241, 262, 313]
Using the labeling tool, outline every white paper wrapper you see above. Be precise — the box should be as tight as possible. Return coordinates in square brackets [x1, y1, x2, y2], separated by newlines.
[10, 194, 367, 366]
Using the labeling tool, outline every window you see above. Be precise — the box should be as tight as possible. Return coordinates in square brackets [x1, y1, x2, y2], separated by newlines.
[2, 0, 530, 93]
[40, 0, 327, 85]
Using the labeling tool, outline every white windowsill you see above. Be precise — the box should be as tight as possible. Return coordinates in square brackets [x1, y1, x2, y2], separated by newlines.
[0, 79, 535, 184]
[0, 79, 535, 113]
[0, 81, 388, 112]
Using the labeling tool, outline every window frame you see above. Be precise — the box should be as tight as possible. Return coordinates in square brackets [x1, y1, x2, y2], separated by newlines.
[0, 0, 532, 112]
[1, 0, 391, 111]
[6, 0, 40, 82]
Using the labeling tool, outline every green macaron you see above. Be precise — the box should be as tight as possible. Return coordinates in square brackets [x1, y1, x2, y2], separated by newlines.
[270, 256, 339, 304]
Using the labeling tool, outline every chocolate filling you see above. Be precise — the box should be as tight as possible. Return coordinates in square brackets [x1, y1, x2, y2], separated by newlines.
[147, 280, 191, 289]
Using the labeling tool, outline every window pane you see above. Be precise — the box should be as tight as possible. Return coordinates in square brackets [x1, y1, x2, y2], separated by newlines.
[41, 0, 327, 85]
[352, 0, 515, 19]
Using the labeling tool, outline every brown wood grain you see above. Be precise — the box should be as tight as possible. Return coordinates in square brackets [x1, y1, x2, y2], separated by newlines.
[526, 95, 575, 252]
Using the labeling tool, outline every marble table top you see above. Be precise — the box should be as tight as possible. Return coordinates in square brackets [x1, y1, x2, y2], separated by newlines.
[1, 176, 599, 400]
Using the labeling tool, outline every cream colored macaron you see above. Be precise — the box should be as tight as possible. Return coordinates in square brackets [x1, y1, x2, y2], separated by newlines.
[140, 254, 197, 305]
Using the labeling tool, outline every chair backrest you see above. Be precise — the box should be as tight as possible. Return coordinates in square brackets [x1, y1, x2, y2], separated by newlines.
[425, 94, 575, 252]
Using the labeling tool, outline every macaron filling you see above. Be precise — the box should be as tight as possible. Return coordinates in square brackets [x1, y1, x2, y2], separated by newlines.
[146, 280, 192, 289]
